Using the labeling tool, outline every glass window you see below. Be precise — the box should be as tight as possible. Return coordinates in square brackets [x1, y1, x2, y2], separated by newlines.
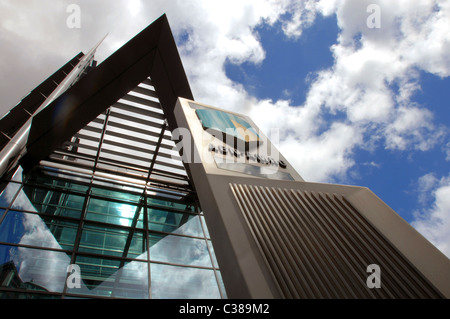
[91, 186, 141, 204]
[17, 187, 85, 218]
[0, 181, 21, 209]
[200, 215, 210, 239]
[0, 211, 77, 250]
[148, 208, 203, 237]
[207, 240, 219, 268]
[86, 198, 143, 228]
[79, 224, 147, 260]
[215, 270, 228, 299]
[0, 244, 71, 293]
[150, 263, 221, 299]
[68, 255, 149, 299]
[147, 197, 193, 212]
[27, 173, 89, 195]
[10, 166, 24, 182]
[149, 234, 212, 267]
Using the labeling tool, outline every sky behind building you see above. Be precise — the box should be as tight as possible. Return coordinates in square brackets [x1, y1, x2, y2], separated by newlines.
[0, 0, 449, 257]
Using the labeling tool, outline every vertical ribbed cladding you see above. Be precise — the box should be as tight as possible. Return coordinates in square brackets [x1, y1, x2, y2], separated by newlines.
[230, 183, 443, 299]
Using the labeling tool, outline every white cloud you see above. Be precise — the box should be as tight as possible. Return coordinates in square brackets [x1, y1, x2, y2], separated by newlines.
[412, 174, 450, 258]
[0, 0, 449, 185]
[385, 106, 445, 151]
[279, 122, 363, 182]
[167, 0, 449, 182]
[416, 173, 439, 205]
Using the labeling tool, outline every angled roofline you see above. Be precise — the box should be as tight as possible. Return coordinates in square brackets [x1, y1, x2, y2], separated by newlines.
[21, 14, 193, 170]
[0, 53, 84, 151]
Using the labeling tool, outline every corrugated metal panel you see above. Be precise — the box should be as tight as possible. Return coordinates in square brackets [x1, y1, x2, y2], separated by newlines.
[230, 183, 443, 299]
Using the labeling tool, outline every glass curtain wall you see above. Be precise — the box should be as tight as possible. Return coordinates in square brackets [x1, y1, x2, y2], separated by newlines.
[0, 165, 226, 299]
[0, 77, 227, 299]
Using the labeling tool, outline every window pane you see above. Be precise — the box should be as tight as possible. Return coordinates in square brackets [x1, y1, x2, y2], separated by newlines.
[207, 240, 219, 268]
[68, 255, 149, 298]
[215, 270, 228, 299]
[27, 173, 89, 195]
[149, 234, 212, 267]
[150, 263, 221, 299]
[148, 208, 202, 237]
[18, 186, 84, 218]
[86, 198, 143, 228]
[79, 224, 147, 260]
[0, 244, 71, 293]
[91, 186, 141, 204]
[0, 182, 21, 209]
[200, 215, 210, 239]
[0, 211, 77, 250]
[147, 197, 193, 212]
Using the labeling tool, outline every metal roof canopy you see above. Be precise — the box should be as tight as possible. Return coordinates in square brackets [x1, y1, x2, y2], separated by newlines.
[21, 14, 193, 171]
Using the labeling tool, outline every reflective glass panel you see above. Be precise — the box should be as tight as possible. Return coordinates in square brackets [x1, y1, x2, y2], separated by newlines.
[149, 234, 212, 267]
[148, 208, 203, 237]
[17, 186, 84, 218]
[86, 198, 143, 228]
[68, 255, 149, 298]
[216, 270, 228, 298]
[0, 182, 21, 209]
[0, 244, 71, 293]
[200, 215, 210, 239]
[207, 240, 219, 268]
[27, 173, 89, 195]
[91, 186, 141, 204]
[147, 197, 193, 212]
[0, 211, 77, 250]
[150, 263, 221, 299]
[79, 224, 147, 260]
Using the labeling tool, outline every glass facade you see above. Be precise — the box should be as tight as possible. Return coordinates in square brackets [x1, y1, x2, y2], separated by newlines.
[0, 166, 227, 299]
[0, 24, 228, 298]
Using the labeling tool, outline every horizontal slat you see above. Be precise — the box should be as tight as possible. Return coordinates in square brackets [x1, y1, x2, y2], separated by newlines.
[109, 111, 164, 128]
[132, 85, 158, 99]
[104, 130, 173, 151]
[121, 93, 161, 110]
[112, 101, 164, 120]
[142, 78, 154, 87]
[106, 119, 173, 141]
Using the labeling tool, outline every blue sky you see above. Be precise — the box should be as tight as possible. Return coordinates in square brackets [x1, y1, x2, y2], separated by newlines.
[226, 14, 339, 105]
[0, 0, 449, 258]
[224, 10, 449, 229]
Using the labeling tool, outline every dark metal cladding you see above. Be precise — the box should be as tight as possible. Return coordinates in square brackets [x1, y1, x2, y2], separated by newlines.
[21, 14, 193, 171]
[0, 53, 83, 151]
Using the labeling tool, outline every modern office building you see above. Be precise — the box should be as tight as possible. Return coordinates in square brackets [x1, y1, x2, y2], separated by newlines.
[0, 15, 449, 299]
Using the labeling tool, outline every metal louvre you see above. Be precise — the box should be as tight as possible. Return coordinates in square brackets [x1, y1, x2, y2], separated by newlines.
[230, 183, 443, 299]
[41, 76, 192, 203]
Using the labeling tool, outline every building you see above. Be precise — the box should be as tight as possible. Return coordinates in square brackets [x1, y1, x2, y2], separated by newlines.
[0, 15, 449, 299]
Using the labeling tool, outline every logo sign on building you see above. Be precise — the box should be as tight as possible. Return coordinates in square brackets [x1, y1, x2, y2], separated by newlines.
[195, 108, 261, 144]
[187, 101, 295, 181]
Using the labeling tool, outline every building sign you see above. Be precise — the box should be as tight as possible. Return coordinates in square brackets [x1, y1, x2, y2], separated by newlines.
[208, 143, 287, 169]
[188, 102, 294, 181]
[195, 108, 260, 143]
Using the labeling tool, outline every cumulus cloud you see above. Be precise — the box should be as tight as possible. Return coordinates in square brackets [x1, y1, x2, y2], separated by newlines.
[145, 0, 449, 183]
[412, 173, 450, 258]
[273, 0, 449, 181]
[2, 0, 448, 183]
